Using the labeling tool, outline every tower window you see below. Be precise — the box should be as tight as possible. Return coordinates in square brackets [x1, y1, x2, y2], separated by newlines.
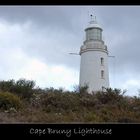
[101, 57, 104, 65]
[101, 70, 104, 79]
[86, 28, 102, 41]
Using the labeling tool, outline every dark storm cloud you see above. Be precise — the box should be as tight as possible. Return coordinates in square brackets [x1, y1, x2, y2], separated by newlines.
[0, 6, 84, 31]
[0, 6, 87, 70]
[0, 6, 140, 73]
[0, 7, 63, 26]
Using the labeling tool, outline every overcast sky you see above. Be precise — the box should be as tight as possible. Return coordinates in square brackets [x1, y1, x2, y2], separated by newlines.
[0, 6, 140, 96]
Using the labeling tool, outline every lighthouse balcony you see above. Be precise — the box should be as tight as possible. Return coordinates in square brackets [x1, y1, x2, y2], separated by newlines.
[84, 39, 104, 45]
[80, 47, 108, 55]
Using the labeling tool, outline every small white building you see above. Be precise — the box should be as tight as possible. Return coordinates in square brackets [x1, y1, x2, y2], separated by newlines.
[79, 15, 109, 93]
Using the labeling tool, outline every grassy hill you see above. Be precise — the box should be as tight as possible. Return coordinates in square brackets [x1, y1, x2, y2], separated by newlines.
[0, 79, 140, 123]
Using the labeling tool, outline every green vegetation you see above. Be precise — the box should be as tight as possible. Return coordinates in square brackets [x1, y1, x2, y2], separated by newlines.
[0, 92, 23, 110]
[0, 79, 140, 123]
[0, 79, 35, 99]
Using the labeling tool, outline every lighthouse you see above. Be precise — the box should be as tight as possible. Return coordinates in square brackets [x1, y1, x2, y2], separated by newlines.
[79, 15, 109, 93]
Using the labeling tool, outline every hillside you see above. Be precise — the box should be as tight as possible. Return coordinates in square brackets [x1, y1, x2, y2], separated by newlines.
[0, 79, 140, 123]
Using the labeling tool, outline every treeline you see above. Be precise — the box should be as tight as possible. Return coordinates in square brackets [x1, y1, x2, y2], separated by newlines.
[0, 79, 36, 99]
[0, 79, 140, 123]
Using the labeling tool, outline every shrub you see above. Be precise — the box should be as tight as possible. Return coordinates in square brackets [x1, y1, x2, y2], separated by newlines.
[73, 85, 89, 94]
[0, 80, 15, 92]
[79, 93, 97, 108]
[41, 92, 81, 113]
[0, 92, 23, 110]
[131, 96, 140, 111]
[95, 88, 125, 104]
[0, 79, 36, 99]
[79, 85, 89, 94]
[13, 79, 36, 99]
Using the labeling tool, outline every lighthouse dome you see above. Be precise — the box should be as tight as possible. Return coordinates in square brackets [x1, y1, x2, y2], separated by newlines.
[88, 20, 101, 28]
[86, 15, 102, 29]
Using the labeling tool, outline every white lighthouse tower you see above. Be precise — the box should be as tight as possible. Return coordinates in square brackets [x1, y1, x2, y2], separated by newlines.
[79, 15, 109, 93]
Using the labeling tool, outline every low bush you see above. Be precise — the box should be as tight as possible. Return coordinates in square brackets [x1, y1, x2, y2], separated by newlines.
[41, 92, 80, 113]
[0, 79, 36, 99]
[95, 88, 125, 105]
[0, 92, 23, 110]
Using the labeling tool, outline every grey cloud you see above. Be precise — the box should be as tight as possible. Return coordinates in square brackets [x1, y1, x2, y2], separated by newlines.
[0, 6, 140, 93]
[0, 6, 85, 70]
[0, 6, 83, 31]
